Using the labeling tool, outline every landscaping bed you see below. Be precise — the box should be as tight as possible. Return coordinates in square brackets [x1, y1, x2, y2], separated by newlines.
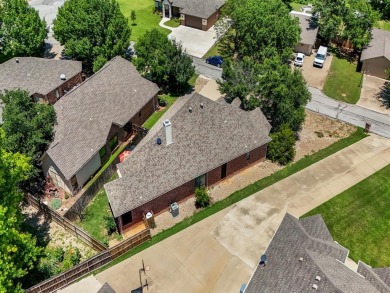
[302, 164, 390, 267]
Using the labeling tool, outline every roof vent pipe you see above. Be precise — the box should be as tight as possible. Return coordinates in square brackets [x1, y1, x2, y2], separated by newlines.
[15, 58, 19, 63]
[312, 284, 318, 289]
[163, 119, 173, 146]
[315, 276, 321, 281]
[60, 74, 66, 80]
[200, 102, 204, 109]
[189, 106, 193, 113]
[299, 257, 304, 262]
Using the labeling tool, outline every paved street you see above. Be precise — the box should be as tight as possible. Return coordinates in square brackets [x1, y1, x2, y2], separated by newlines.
[63, 135, 390, 293]
[307, 87, 390, 138]
[192, 57, 223, 80]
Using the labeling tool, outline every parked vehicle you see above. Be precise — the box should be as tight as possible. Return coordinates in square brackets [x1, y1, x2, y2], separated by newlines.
[206, 56, 223, 67]
[313, 46, 328, 68]
[294, 53, 305, 67]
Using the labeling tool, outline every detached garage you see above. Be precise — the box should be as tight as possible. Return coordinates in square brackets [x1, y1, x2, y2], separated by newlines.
[361, 29, 390, 79]
[290, 11, 318, 56]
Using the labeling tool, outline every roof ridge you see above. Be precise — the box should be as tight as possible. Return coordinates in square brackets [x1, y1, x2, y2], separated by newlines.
[359, 262, 390, 292]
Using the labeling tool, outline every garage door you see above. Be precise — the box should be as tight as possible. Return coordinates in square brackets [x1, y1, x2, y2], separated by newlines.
[185, 15, 202, 29]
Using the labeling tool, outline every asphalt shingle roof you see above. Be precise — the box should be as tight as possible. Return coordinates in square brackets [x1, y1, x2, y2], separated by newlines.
[0, 57, 82, 96]
[245, 214, 388, 293]
[171, 0, 225, 19]
[361, 29, 390, 61]
[105, 93, 271, 218]
[97, 283, 116, 293]
[46, 57, 159, 180]
[290, 12, 319, 46]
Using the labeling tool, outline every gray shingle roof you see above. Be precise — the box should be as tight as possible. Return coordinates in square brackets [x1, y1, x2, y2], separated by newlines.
[361, 29, 390, 61]
[0, 57, 82, 96]
[97, 283, 116, 293]
[374, 268, 390, 288]
[290, 12, 319, 46]
[358, 262, 390, 292]
[46, 57, 159, 180]
[171, 0, 225, 19]
[105, 93, 271, 217]
[245, 214, 387, 293]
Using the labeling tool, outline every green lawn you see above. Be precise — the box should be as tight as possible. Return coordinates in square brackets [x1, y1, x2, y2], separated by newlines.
[203, 42, 222, 59]
[93, 128, 367, 273]
[164, 19, 180, 28]
[117, 0, 171, 41]
[290, 2, 303, 11]
[77, 174, 120, 245]
[323, 56, 363, 104]
[376, 20, 390, 31]
[142, 94, 176, 130]
[303, 164, 390, 267]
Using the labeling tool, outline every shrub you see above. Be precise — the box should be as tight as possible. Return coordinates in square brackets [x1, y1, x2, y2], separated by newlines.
[158, 97, 168, 107]
[267, 124, 296, 165]
[50, 198, 62, 210]
[195, 187, 210, 208]
[104, 215, 117, 235]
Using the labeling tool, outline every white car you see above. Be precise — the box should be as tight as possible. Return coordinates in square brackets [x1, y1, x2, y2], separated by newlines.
[294, 53, 305, 67]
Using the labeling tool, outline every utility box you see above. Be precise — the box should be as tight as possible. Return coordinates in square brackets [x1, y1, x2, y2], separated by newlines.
[170, 202, 179, 217]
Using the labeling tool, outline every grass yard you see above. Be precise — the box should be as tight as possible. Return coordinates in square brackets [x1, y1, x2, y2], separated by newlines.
[164, 19, 180, 28]
[323, 55, 363, 104]
[142, 94, 176, 130]
[290, 2, 303, 11]
[117, 0, 171, 41]
[77, 174, 120, 245]
[376, 20, 390, 31]
[303, 164, 390, 267]
[203, 42, 222, 59]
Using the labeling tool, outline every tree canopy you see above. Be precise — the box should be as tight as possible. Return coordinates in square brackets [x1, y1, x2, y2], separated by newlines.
[0, 90, 56, 193]
[219, 0, 300, 61]
[0, 129, 41, 293]
[135, 29, 194, 93]
[53, 0, 131, 72]
[312, 0, 380, 49]
[0, 0, 47, 58]
[219, 57, 310, 132]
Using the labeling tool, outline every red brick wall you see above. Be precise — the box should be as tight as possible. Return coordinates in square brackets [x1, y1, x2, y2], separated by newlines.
[45, 72, 83, 104]
[203, 9, 220, 31]
[119, 143, 268, 233]
[130, 95, 157, 126]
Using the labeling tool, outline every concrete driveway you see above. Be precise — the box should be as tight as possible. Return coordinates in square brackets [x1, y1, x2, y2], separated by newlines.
[165, 20, 219, 58]
[357, 74, 389, 114]
[295, 52, 333, 90]
[78, 134, 390, 293]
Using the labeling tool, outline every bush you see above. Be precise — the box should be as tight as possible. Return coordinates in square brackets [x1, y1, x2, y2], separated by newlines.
[104, 215, 117, 236]
[267, 124, 296, 165]
[158, 97, 168, 107]
[195, 187, 210, 208]
[50, 198, 62, 210]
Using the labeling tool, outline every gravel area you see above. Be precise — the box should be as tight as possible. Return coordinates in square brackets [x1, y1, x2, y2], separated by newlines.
[151, 111, 356, 234]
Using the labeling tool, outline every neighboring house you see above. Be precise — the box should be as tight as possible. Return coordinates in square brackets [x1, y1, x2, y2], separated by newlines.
[0, 57, 83, 104]
[105, 93, 272, 234]
[42, 57, 159, 195]
[361, 28, 390, 79]
[290, 12, 319, 56]
[97, 283, 116, 293]
[155, 0, 225, 30]
[245, 213, 390, 293]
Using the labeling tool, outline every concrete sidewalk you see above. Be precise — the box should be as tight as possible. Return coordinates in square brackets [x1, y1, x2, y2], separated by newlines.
[66, 135, 390, 293]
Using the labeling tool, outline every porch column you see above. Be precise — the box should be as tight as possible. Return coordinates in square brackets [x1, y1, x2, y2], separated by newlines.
[169, 3, 172, 18]
[117, 215, 123, 235]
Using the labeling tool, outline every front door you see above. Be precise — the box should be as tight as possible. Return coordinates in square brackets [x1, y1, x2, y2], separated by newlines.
[221, 163, 227, 179]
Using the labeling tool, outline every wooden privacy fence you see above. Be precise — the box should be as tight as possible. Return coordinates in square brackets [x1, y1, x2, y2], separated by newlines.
[25, 229, 151, 293]
[26, 194, 107, 252]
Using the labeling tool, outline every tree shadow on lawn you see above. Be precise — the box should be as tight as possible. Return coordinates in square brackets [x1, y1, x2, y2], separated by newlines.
[329, 45, 359, 63]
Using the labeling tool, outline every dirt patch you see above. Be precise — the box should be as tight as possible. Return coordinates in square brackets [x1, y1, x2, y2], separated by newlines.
[195, 75, 210, 93]
[151, 111, 356, 233]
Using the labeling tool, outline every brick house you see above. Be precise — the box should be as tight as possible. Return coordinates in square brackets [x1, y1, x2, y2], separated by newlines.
[155, 0, 225, 31]
[0, 57, 83, 104]
[105, 93, 272, 234]
[41, 57, 159, 194]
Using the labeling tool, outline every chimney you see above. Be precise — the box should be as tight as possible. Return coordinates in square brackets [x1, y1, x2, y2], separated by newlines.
[163, 119, 172, 145]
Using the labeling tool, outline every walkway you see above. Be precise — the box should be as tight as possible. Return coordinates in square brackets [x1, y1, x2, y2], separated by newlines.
[65, 134, 390, 293]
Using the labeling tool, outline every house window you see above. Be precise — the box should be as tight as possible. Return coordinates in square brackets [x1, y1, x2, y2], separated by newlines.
[99, 146, 106, 158]
[246, 151, 251, 161]
[109, 135, 118, 150]
[195, 174, 206, 188]
[138, 110, 142, 117]
[122, 211, 132, 225]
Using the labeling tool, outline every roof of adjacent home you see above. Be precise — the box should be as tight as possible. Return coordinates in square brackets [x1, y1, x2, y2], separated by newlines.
[170, 0, 225, 19]
[361, 28, 390, 61]
[0, 57, 82, 96]
[290, 12, 319, 46]
[245, 213, 390, 293]
[97, 283, 116, 293]
[105, 93, 272, 218]
[45, 56, 159, 181]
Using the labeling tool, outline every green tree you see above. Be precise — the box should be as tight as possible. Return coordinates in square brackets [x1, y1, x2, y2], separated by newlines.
[53, 0, 131, 72]
[131, 10, 136, 25]
[370, 0, 390, 19]
[219, 57, 310, 131]
[0, 129, 41, 293]
[221, 0, 300, 61]
[0, 90, 56, 193]
[267, 124, 296, 165]
[135, 29, 194, 93]
[0, 0, 47, 59]
[312, 0, 379, 49]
